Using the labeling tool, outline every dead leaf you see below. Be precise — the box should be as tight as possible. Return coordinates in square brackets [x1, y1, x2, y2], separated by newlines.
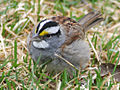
[100, 63, 120, 82]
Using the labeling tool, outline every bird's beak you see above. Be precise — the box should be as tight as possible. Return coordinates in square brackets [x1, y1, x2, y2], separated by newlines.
[31, 34, 41, 41]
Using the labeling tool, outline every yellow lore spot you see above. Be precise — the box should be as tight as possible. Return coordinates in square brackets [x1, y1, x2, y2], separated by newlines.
[39, 30, 49, 36]
[35, 28, 37, 33]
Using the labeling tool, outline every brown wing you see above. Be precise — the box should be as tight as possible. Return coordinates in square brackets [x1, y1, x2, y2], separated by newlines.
[49, 12, 103, 46]
[78, 11, 104, 32]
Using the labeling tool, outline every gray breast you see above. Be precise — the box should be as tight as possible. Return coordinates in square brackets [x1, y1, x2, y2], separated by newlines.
[28, 28, 66, 64]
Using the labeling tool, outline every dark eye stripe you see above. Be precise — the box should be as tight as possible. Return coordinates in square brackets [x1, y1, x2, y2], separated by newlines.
[38, 21, 59, 35]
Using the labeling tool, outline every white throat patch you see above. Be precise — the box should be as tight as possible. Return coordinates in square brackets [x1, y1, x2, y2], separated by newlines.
[33, 40, 49, 49]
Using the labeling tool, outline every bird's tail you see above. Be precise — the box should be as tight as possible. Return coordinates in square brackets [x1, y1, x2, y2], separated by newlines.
[78, 11, 104, 32]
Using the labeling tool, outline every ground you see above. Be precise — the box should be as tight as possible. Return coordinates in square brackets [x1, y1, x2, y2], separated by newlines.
[0, 0, 120, 89]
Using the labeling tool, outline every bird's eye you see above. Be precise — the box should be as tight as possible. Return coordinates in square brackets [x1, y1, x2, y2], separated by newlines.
[41, 34, 51, 40]
[46, 34, 51, 38]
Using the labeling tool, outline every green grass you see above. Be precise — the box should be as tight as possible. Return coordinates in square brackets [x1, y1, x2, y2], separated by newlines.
[0, 0, 120, 89]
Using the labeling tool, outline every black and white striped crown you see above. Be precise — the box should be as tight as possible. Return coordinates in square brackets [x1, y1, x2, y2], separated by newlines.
[35, 19, 60, 36]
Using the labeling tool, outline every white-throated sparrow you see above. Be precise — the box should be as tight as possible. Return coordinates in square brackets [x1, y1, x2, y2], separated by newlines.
[27, 11, 103, 74]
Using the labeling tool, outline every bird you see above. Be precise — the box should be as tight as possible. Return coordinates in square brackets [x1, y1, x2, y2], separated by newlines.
[27, 11, 103, 75]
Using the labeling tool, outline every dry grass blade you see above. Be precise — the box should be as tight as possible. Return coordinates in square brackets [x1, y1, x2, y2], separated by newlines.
[5, 24, 27, 50]
[0, 0, 120, 89]
[54, 53, 78, 71]
[0, 17, 7, 58]
[22, 8, 33, 18]
[108, 22, 120, 32]
[40, 0, 44, 5]
[88, 37, 101, 63]
[56, 80, 61, 90]
[41, 72, 61, 88]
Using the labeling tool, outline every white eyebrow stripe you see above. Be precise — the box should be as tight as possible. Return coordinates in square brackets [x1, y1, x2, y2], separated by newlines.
[38, 20, 52, 32]
[46, 26, 60, 34]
